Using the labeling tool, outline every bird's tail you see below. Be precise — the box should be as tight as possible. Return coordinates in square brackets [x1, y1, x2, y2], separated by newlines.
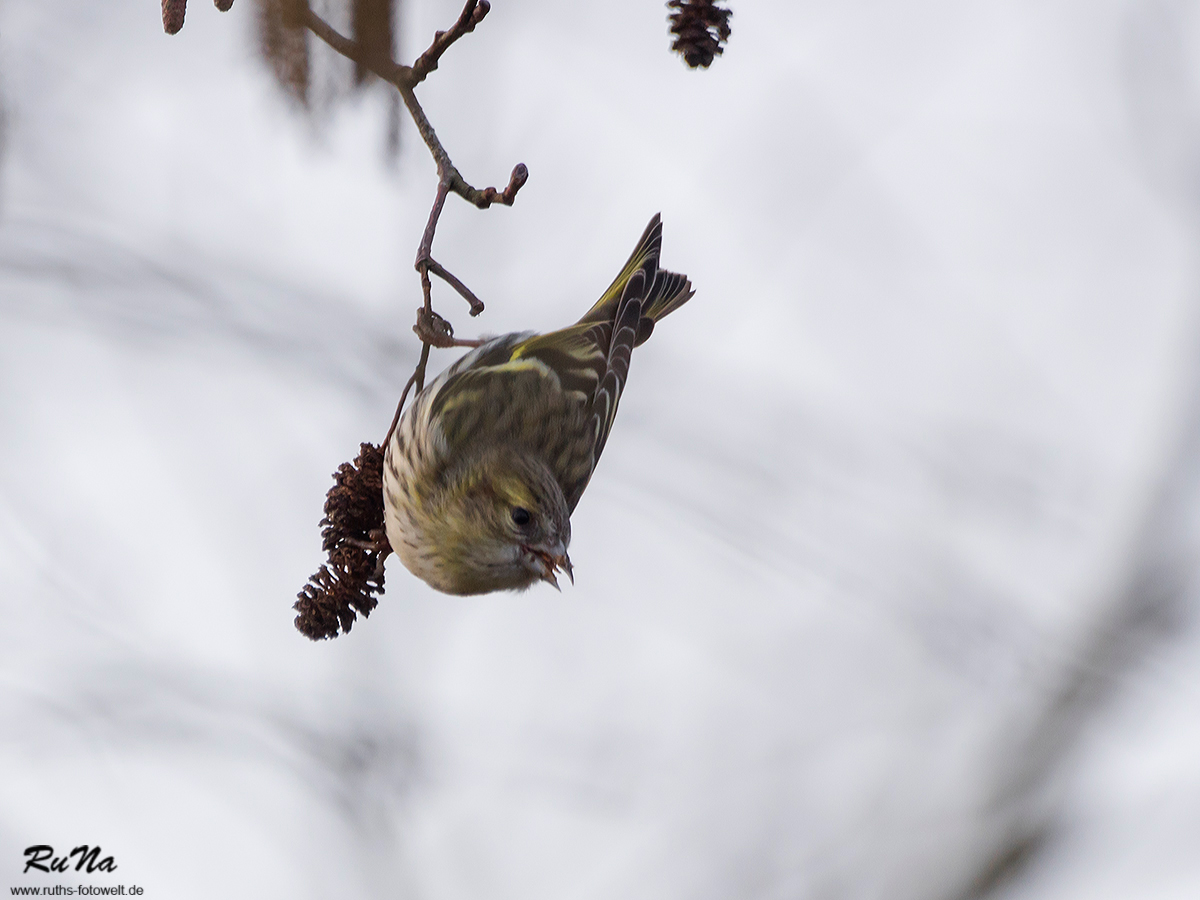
[576, 213, 694, 346]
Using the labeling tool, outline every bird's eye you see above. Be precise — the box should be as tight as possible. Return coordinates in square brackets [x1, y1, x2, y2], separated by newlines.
[511, 507, 532, 527]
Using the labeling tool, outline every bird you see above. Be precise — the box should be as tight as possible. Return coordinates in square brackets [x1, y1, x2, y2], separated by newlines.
[382, 214, 693, 595]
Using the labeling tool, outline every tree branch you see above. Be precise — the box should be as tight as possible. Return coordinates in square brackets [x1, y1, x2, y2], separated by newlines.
[296, 0, 527, 449]
[274, 0, 529, 634]
[302, 4, 529, 209]
[411, 0, 492, 84]
[300, 4, 412, 88]
[425, 258, 484, 315]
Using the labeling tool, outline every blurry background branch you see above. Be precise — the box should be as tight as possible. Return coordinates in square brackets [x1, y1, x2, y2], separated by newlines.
[942, 4, 1200, 895]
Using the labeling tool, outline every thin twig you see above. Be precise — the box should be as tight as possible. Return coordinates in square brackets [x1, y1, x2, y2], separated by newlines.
[417, 179, 453, 282]
[233, 0, 530, 636]
[413, 307, 484, 348]
[303, 6, 530, 209]
[412, 342, 432, 401]
[383, 368, 419, 450]
[425, 258, 484, 315]
[397, 84, 454, 174]
[301, 5, 411, 87]
[412, 179, 484, 315]
[411, 0, 492, 83]
[457, 163, 530, 209]
[298, 0, 527, 451]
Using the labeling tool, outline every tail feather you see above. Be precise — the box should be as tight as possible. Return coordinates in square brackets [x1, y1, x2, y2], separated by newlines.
[645, 268, 694, 321]
[634, 267, 693, 346]
[501, 215, 693, 503]
[577, 213, 693, 346]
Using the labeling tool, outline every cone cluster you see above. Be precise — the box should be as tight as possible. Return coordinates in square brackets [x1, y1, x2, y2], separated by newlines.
[667, 0, 732, 69]
[294, 443, 390, 640]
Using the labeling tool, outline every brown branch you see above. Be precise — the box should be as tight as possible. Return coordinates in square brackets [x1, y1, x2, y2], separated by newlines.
[292, 0, 527, 638]
[425, 258, 485, 315]
[412, 178, 485, 316]
[301, 0, 524, 350]
[411, 0, 492, 83]
[454, 163, 530, 209]
[382, 341, 431, 451]
[161, 0, 531, 639]
[414, 307, 484, 349]
[295, 2, 524, 410]
[397, 85, 454, 176]
[397, 87, 529, 209]
[300, 4, 412, 88]
[416, 178, 453, 285]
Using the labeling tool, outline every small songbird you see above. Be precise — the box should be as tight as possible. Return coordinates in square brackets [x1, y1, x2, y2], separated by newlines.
[382, 214, 693, 595]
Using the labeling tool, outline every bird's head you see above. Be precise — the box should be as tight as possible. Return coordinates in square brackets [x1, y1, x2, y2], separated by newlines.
[426, 447, 572, 595]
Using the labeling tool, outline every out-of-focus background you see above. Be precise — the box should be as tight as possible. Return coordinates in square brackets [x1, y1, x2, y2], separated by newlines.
[2, 0, 1200, 897]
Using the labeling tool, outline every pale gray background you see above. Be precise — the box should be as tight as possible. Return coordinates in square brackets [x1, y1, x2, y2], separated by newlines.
[2, 1, 1200, 897]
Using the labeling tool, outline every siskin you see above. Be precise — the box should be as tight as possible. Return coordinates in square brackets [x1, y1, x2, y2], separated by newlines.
[383, 214, 693, 594]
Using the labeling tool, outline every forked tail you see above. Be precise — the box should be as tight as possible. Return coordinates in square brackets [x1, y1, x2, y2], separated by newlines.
[577, 213, 694, 345]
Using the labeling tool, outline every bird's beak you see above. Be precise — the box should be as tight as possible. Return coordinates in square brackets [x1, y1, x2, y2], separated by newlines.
[529, 548, 573, 590]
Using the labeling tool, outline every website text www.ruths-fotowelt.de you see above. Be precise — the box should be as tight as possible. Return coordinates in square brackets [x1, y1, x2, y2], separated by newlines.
[10, 887, 144, 896]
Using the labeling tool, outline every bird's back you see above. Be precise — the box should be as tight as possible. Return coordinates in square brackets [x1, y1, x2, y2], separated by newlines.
[386, 213, 692, 535]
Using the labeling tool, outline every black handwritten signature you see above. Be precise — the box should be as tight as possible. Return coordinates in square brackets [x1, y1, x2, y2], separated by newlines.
[23, 845, 117, 875]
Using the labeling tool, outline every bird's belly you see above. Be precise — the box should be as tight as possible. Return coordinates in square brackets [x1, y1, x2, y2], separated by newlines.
[381, 422, 448, 591]
[383, 502, 532, 595]
[382, 440, 522, 596]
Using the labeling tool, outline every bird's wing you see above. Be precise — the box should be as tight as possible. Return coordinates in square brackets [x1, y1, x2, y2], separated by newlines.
[512, 263, 652, 476]
[422, 214, 690, 509]
[587, 267, 646, 464]
[428, 334, 597, 509]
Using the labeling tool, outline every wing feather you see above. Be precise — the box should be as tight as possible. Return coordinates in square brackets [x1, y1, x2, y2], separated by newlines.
[412, 215, 691, 512]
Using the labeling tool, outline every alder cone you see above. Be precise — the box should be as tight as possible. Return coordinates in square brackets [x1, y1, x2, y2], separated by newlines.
[668, 0, 732, 69]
